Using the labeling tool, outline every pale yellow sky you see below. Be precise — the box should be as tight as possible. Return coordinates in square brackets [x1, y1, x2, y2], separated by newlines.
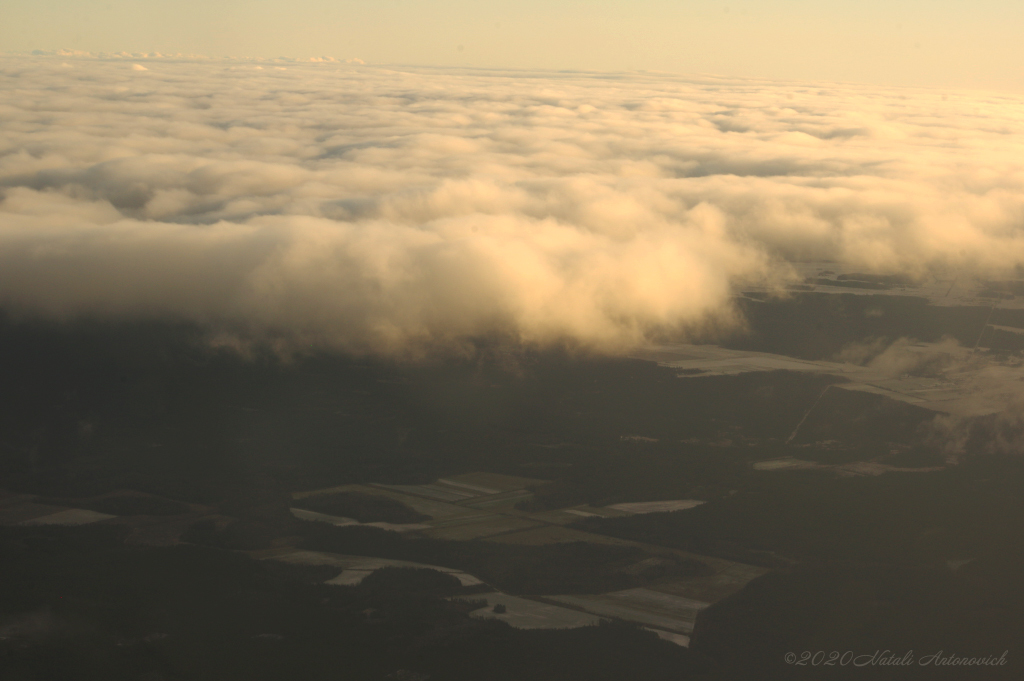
[2, 0, 1023, 91]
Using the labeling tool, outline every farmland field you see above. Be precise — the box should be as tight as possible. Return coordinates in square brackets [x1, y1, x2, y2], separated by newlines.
[485, 525, 636, 546]
[455, 592, 602, 629]
[422, 515, 542, 541]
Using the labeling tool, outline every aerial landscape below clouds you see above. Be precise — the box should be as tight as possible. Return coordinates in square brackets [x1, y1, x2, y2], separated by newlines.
[6, 51, 1024, 681]
[3, 54, 1024, 353]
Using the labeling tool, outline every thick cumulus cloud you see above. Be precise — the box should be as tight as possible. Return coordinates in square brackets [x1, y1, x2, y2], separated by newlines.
[3, 56, 1024, 354]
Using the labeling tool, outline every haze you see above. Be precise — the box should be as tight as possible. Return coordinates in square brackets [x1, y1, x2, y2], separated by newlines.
[3, 0, 1023, 91]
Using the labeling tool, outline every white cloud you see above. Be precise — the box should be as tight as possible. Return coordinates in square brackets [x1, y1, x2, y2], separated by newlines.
[2, 55, 1024, 354]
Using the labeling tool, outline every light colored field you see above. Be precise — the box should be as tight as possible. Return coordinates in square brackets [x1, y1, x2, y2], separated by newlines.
[753, 458, 815, 471]
[329, 561, 482, 587]
[836, 461, 944, 476]
[545, 588, 709, 634]
[373, 473, 547, 504]
[326, 569, 375, 585]
[646, 628, 691, 647]
[289, 508, 429, 532]
[464, 490, 534, 510]
[453, 592, 602, 630]
[517, 505, 633, 525]
[522, 509, 594, 525]
[753, 457, 942, 477]
[363, 488, 475, 519]
[484, 524, 636, 546]
[568, 505, 633, 518]
[375, 482, 476, 502]
[423, 512, 504, 529]
[291, 477, 544, 521]
[422, 515, 540, 541]
[633, 344, 852, 377]
[262, 549, 357, 568]
[267, 550, 483, 586]
[294, 483, 473, 519]
[649, 562, 770, 603]
[0, 501, 70, 525]
[19, 508, 116, 526]
[606, 588, 710, 621]
[607, 500, 705, 514]
[435, 478, 501, 495]
[292, 483, 365, 500]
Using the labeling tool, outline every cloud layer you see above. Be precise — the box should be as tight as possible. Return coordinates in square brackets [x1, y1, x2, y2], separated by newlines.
[3, 56, 1024, 354]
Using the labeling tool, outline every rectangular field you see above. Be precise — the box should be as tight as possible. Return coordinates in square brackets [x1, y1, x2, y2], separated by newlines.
[544, 589, 708, 634]
[423, 515, 541, 541]
[648, 562, 769, 603]
[294, 483, 474, 519]
[484, 524, 637, 546]
[607, 500, 705, 514]
[453, 593, 602, 630]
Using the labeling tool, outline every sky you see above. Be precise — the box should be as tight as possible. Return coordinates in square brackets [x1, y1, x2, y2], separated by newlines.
[2, 0, 1023, 91]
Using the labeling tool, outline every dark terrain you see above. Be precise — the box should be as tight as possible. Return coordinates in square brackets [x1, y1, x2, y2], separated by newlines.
[2, 293, 1022, 680]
